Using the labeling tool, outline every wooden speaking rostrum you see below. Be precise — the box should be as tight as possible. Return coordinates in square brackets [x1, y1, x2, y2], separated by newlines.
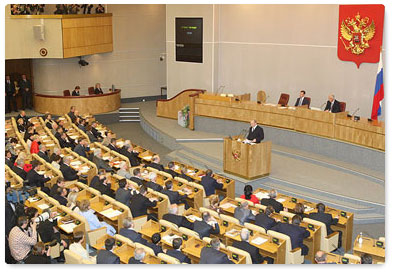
[223, 136, 272, 180]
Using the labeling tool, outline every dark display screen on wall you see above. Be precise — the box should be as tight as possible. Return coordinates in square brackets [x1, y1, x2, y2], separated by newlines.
[175, 18, 203, 63]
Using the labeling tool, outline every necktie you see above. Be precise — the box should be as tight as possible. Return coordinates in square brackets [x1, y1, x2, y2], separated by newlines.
[299, 98, 303, 106]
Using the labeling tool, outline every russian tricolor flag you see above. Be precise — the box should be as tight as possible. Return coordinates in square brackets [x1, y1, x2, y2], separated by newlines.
[371, 52, 384, 120]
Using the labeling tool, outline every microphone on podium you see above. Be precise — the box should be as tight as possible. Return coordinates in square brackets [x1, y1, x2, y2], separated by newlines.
[320, 102, 326, 110]
[351, 107, 360, 116]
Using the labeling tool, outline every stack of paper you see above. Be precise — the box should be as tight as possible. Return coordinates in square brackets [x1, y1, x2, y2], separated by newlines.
[80, 166, 90, 174]
[186, 215, 202, 222]
[37, 171, 46, 175]
[225, 229, 239, 237]
[100, 208, 122, 218]
[255, 192, 270, 200]
[276, 198, 286, 203]
[251, 237, 268, 245]
[304, 206, 314, 212]
[28, 197, 40, 202]
[59, 223, 77, 233]
[70, 161, 82, 166]
[69, 135, 79, 139]
[310, 107, 322, 111]
[220, 203, 237, 209]
[116, 141, 124, 147]
[47, 143, 55, 147]
[102, 156, 110, 161]
[142, 156, 153, 161]
[37, 204, 50, 210]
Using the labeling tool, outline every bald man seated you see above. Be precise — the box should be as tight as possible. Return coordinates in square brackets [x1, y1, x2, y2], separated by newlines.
[324, 94, 341, 113]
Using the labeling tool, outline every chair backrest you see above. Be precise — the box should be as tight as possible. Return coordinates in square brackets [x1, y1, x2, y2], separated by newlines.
[88, 87, 95, 95]
[113, 200, 132, 217]
[267, 230, 292, 263]
[179, 227, 200, 239]
[146, 166, 159, 173]
[64, 249, 83, 264]
[87, 187, 101, 196]
[254, 203, 267, 211]
[244, 222, 267, 234]
[235, 197, 254, 207]
[202, 237, 226, 249]
[339, 101, 346, 112]
[302, 218, 327, 246]
[159, 171, 173, 179]
[191, 182, 206, 198]
[199, 207, 220, 218]
[219, 214, 240, 225]
[279, 211, 295, 222]
[174, 176, 190, 184]
[378, 236, 385, 243]
[159, 219, 179, 231]
[114, 234, 135, 247]
[278, 93, 290, 106]
[304, 97, 311, 108]
[63, 90, 71, 96]
[227, 245, 252, 264]
[135, 242, 155, 256]
[344, 253, 361, 263]
[158, 253, 181, 264]
[257, 90, 267, 103]
[76, 181, 88, 189]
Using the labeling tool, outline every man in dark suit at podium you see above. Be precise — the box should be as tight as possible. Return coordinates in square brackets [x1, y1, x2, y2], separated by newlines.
[246, 120, 264, 143]
[324, 94, 341, 113]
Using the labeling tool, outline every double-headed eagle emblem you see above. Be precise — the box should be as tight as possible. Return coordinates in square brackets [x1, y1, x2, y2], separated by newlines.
[232, 150, 241, 161]
[340, 12, 375, 55]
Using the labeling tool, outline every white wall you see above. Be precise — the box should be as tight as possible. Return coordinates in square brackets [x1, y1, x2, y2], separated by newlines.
[32, 4, 166, 98]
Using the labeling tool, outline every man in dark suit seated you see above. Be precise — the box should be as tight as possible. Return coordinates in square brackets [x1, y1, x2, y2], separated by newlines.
[271, 215, 310, 256]
[130, 168, 145, 186]
[162, 204, 194, 230]
[129, 186, 157, 220]
[12, 158, 27, 180]
[260, 189, 284, 213]
[50, 177, 67, 197]
[120, 143, 140, 167]
[54, 187, 68, 206]
[232, 228, 264, 264]
[71, 86, 81, 97]
[199, 238, 234, 264]
[85, 125, 98, 143]
[144, 232, 163, 256]
[234, 201, 255, 225]
[178, 166, 194, 182]
[165, 237, 191, 264]
[60, 156, 80, 181]
[246, 119, 264, 143]
[193, 211, 220, 239]
[201, 169, 223, 197]
[146, 155, 165, 171]
[94, 83, 104, 94]
[24, 242, 51, 264]
[97, 238, 120, 264]
[324, 94, 341, 113]
[145, 172, 163, 192]
[294, 90, 309, 107]
[119, 217, 147, 244]
[26, 160, 51, 193]
[90, 170, 114, 198]
[162, 180, 190, 209]
[37, 144, 50, 163]
[128, 248, 146, 264]
[16, 110, 29, 126]
[92, 149, 113, 172]
[115, 179, 134, 206]
[308, 202, 342, 248]
[107, 138, 120, 153]
[59, 133, 75, 149]
[255, 205, 277, 231]
[73, 138, 90, 158]
[164, 161, 179, 178]
[91, 121, 103, 141]
[5, 150, 14, 169]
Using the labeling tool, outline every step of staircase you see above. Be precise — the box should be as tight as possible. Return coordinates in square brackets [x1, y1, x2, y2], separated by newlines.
[119, 108, 140, 122]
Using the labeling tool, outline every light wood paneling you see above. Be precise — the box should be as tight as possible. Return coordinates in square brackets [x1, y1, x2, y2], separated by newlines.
[33, 90, 121, 115]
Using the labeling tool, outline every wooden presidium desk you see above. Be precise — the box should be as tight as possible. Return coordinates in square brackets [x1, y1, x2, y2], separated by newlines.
[33, 89, 121, 115]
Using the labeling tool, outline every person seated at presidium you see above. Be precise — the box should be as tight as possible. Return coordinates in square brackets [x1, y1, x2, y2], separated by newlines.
[94, 83, 104, 94]
[246, 119, 264, 143]
[72, 86, 81, 96]
[294, 90, 309, 107]
[324, 94, 341, 113]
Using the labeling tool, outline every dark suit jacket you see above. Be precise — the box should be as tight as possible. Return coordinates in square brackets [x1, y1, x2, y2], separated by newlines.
[246, 125, 264, 143]
[54, 194, 68, 206]
[164, 169, 178, 178]
[260, 198, 284, 213]
[295, 97, 309, 107]
[161, 189, 185, 205]
[37, 219, 59, 243]
[120, 148, 140, 167]
[45, 121, 53, 129]
[115, 188, 133, 206]
[166, 249, 191, 264]
[199, 247, 234, 264]
[91, 127, 101, 139]
[86, 131, 97, 142]
[67, 112, 76, 123]
[255, 213, 277, 231]
[12, 165, 27, 180]
[18, 79, 31, 94]
[308, 212, 338, 235]
[24, 254, 51, 264]
[146, 162, 165, 172]
[5, 80, 15, 96]
[129, 193, 157, 218]
[179, 173, 193, 182]
[324, 99, 341, 113]
[73, 144, 89, 158]
[128, 257, 144, 264]
[17, 124, 26, 133]
[5, 201, 17, 236]
[90, 176, 113, 196]
[26, 169, 50, 188]
[271, 223, 310, 251]
[162, 213, 194, 230]
[201, 175, 223, 197]
[59, 137, 74, 149]
[145, 242, 163, 255]
[130, 176, 145, 186]
[193, 220, 220, 239]
[71, 90, 80, 96]
[92, 156, 113, 172]
[232, 240, 264, 264]
[119, 228, 147, 244]
[107, 143, 120, 153]
[94, 88, 103, 94]
[97, 249, 120, 264]
[38, 151, 50, 163]
[145, 181, 163, 192]
[60, 163, 79, 181]
[6, 157, 13, 169]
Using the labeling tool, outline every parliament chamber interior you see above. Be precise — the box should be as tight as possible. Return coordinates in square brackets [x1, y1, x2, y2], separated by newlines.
[4, 3, 388, 266]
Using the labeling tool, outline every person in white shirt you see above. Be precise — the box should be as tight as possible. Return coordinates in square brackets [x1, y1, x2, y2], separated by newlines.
[69, 231, 96, 263]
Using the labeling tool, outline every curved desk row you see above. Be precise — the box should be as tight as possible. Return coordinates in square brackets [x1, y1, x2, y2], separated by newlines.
[33, 90, 121, 115]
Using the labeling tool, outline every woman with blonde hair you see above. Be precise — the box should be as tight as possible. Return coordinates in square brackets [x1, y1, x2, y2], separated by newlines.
[66, 192, 81, 213]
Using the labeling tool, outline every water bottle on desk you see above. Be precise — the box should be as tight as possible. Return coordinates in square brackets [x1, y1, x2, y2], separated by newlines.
[358, 232, 363, 245]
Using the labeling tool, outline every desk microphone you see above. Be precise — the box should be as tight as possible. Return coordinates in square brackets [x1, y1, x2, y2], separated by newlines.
[265, 95, 270, 103]
[320, 102, 326, 110]
[351, 108, 360, 116]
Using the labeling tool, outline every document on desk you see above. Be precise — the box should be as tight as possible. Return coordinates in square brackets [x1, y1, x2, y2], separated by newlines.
[28, 197, 40, 203]
[100, 208, 122, 218]
[225, 229, 239, 237]
[255, 192, 270, 200]
[37, 204, 50, 210]
[186, 215, 202, 222]
[276, 198, 286, 203]
[220, 203, 238, 209]
[59, 223, 77, 233]
[102, 156, 111, 161]
[304, 206, 314, 212]
[70, 161, 82, 166]
[251, 237, 268, 245]
[37, 171, 46, 175]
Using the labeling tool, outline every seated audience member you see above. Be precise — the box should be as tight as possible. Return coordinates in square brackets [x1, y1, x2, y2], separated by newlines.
[130, 168, 145, 186]
[294, 203, 307, 219]
[194, 211, 220, 239]
[120, 142, 140, 167]
[314, 250, 331, 264]
[361, 253, 373, 264]
[24, 242, 51, 264]
[73, 138, 90, 158]
[90, 170, 113, 197]
[68, 106, 77, 123]
[117, 161, 132, 179]
[8, 216, 37, 263]
[107, 138, 120, 153]
[166, 237, 191, 264]
[16, 110, 29, 126]
[59, 133, 75, 149]
[308, 202, 342, 248]
[119, 217, 147, 244]
[162, 180, 189, 209]
[78, 199, 116, 236]
[72, 86, 81, 96]
[115, 178, 134, 206]
[26, 160, 51, 193]
[178, 166, 194, 182]
[199, 238, 234, 264]
[145, 172, 163, 192]
[17, 118, 26, 133]
[24, 127, 35, 142]
[6, 150, 14, 168]
[129, 186, 157, 219]
[50, 177, 66, 197]
[271, 215, 310, 256]
[37, 144, 50, 163]
[260, 189, 284, 213]
[14, 151, 32, 173]
[164, 161, 179, 178]
[85, 125, 97, 142]
[94, 83, 104, 94]
[144, 232, 163, 256]
[146, 155, 164, 171]
[128, 248, 145, 264]
[90, 121, 103, 140]
[30, 135, 40, 154]
[49, 147, 61, 163]
[76, 118, 87, 132]
[240, 185, 259, 204]
[201, 169, 223, 197]
[60, 156, 80, 181]
[6, 137, 18, 157]
[234, 201, 255, 225]
[255, 205, 277, 231]
[208, 195, 224, 214]
[12, 158, 27, 180]
[101, 132, 113, 146]
[37, 208, 67, 248]
[69, 231, 96, 263]
[50, 122, 58, 136]
[92, 149, 113, 172]
[54, 187, 68, 206]
[66, 191, 81, 213]
[51, 154, 62, 170]
[232, 228, 265, 264]
[96, 238, 120, 264]
[44, 114, 54, 129]
[162, 204, 194, 230]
